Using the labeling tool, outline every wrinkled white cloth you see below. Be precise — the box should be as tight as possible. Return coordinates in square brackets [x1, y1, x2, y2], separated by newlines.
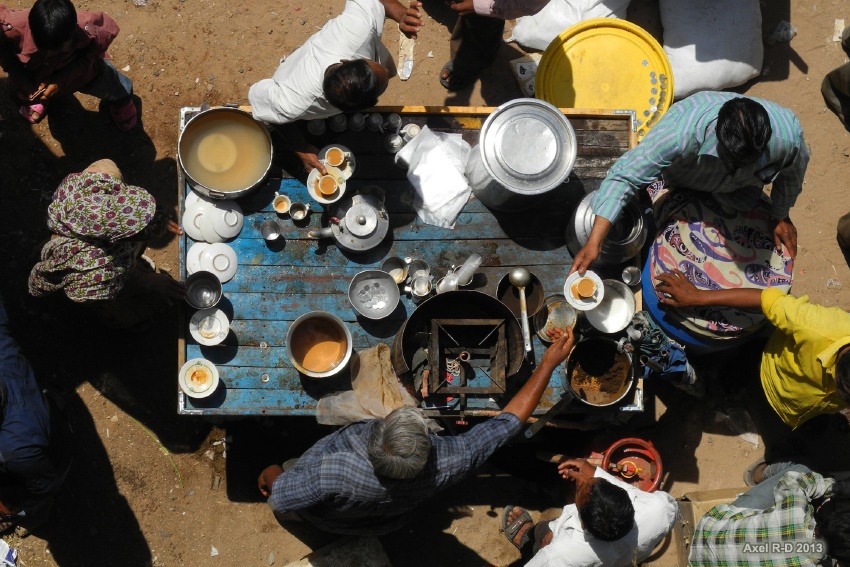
[395, 126, 472, 229]
[507, 0, 631, 52]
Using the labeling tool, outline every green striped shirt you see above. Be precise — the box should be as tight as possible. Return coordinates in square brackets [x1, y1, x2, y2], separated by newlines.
[591, 92, 809, 222]
[688, 471, 832, 567]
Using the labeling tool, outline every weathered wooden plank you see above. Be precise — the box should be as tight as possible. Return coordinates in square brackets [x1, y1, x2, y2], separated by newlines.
[227, 237, 570, 268]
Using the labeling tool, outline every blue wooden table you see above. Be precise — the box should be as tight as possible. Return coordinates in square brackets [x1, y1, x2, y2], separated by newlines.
[177, 106, 641, 417]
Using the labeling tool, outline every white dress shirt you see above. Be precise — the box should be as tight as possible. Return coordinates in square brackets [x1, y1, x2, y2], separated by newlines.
[526, 468, 679, 567]
[248, 0, 393, 125]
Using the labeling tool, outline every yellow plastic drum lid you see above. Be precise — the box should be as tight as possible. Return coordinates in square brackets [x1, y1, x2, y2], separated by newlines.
[536, 18, 674, 140]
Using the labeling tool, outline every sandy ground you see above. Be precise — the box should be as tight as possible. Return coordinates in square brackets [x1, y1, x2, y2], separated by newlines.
[1, 0, 849, 565]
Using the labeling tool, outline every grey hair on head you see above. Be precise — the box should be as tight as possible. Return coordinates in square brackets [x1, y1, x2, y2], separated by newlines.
[367, 407, 432, 479]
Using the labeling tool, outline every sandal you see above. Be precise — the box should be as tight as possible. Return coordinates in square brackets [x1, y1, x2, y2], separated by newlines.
[19, 103, 46, 124]
[501, 505, 534, 550]
[439, 60, 476, 92]
[109, 98, 138, 131]
[743, 457, 767, 487]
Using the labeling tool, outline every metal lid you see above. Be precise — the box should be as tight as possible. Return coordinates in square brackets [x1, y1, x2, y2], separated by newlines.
[478, 98, 577, 195]
[344, 203, 379, 237]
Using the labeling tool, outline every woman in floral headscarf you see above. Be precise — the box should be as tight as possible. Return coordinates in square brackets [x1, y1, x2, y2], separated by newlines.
[28, 159, 183, 327]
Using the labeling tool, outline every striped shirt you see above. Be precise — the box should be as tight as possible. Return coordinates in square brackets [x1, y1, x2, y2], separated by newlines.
[591, 92, 809, 223]
[270, 413, 522, 535]
[688, 471, 832, 567]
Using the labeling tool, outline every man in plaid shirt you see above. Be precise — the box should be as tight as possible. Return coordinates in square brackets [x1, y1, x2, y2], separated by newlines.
[689, 463, 850, 566]
[258, 328, 575, 535]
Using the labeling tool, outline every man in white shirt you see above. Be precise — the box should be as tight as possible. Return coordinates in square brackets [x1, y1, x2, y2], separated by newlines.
[502, 458, 678, 567]
[248, 0, 422, 173]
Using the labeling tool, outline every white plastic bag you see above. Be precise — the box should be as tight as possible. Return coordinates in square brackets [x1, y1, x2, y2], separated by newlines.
[507, 0, 631, 52]
[660, 0, 763, 99]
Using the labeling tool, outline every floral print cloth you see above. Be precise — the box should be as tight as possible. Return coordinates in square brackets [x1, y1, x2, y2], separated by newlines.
[648, 190, 793, 337]
[28, 172, 156, 302]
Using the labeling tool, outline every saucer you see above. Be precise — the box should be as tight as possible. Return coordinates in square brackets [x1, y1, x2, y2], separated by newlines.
[178, 357, 220, 398]
[306, 165, 346, 205]
[564, 270, 605, 311]
[318, 144, 356, 180]
[186, 242, 209, 275]
[209, 200, 244, 239]
[189, 308, 230, 346]
[182, 201, 211, 241]
[200, 243, 238, 283]
[185, 189, 214, 209]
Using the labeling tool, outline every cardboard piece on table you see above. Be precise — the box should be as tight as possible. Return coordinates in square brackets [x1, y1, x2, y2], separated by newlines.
[673, 487, 746, 566]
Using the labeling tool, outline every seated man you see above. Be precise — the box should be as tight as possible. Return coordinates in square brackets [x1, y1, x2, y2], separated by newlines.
[501, 458, 678, 566]
[570, 92, 808, 275]
[248, 0, 423, 173]
[257, 328, 575, 535]
[656, 274, 850, 428]
[689, 462, 850, 566]
[0, 0, 136, 129]
[0, 296, 69, 533]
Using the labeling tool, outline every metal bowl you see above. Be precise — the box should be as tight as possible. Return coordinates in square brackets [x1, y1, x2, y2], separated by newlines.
[185, 270, 222, 309]
[585, 279, 636, 334]
[286, 311, 353, 378]
[348, 270, 401, 320]
[534, 294, 577, 342]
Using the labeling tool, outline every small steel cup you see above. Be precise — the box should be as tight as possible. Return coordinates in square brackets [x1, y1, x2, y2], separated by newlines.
[290, 202, 311, 221]
[185, 271, 222, 309]
[406, 275, 432, 302]
[261, 220, 282, 241]
[622, 265, 642, 286]
[380, 257, 409, 284]
[407, 259, 430, 280]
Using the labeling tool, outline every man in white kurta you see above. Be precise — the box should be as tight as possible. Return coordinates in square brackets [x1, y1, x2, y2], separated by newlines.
[525, 464, 678, 567]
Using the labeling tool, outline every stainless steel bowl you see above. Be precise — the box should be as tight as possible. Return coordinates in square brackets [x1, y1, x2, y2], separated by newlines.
[286, 311, 353, 378]
[348, 270, 401, 320]
[584, 279, 637, 334]
[185, 270, 222, 309]
[566, 191, 647, 265]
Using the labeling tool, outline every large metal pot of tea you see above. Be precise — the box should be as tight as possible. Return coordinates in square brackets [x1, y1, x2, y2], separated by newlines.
[566, 191, 647, 265]
[562, 336, 634, 408]
[286, 311, 353, 378]
[178, 107, 273, 200]
[465, 98, 577, 211]
[390, 290, 524, 377]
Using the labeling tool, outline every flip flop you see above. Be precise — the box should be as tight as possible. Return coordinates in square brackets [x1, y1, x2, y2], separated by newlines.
[743, 457, 766, 487]
[439, 60, 476, 92]
[110, 97, 138, 131]
[501, 505, 533, 550]
[19, 103, 46, 124]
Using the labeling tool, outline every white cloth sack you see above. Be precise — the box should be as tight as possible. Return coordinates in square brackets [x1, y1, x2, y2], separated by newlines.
[507, 0, 631, 52]
[395, 126, 471, 229]
[660, 0, 763, 99]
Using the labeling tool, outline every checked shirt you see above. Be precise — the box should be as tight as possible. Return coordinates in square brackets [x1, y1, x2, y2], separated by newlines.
[688, 471, 833, 566]
[270, 413, 522, 535]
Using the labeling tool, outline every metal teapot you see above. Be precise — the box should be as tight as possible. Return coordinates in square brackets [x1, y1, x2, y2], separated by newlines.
[308, 186, 389, 253]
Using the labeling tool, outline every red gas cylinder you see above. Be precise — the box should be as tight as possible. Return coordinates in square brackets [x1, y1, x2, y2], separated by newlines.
[596, 438, 663, 492]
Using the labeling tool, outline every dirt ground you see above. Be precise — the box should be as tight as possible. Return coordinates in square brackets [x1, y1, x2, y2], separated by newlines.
[1, 0, 850, 565]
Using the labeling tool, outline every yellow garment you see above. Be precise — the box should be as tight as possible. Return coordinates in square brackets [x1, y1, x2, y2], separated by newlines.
[760, 288, 850, 429]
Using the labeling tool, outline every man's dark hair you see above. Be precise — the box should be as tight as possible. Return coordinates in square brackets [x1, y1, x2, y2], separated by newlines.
[29, 0, 78, 51]
[716, 97, 772, 166]
[323, 60, 381, 112]
[578, 479, 635, 542]
[816, 480, 850, 563]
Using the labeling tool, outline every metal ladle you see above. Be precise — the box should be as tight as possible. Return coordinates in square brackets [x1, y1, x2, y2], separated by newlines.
[509, 267, 532, 352]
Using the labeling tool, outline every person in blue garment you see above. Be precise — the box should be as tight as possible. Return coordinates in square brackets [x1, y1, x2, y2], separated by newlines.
[257, 327, 575, 535]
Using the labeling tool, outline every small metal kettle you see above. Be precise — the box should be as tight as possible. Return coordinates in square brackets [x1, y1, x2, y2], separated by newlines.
[309, 186, 389, 253]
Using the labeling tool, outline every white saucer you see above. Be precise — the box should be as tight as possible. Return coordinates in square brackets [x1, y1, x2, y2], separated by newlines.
[200, 242, 238, 283]
[185, 189, 214, 209]
[209, 200, 243, 239]
[306, 165, 346, 205]
[318, 144, 356, 180]
[186, 242, 209, 275]
[182, 201, 211, 241]
[189, 308, 230, 346]
[564, 270, 605, 311]
[178, 357, 220, 398]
